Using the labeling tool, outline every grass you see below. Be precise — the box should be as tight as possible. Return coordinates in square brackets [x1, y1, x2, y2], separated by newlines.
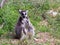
[0, 0, 60, 45]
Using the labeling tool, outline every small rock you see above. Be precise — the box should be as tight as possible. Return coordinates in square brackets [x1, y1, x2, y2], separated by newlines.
[47, 10, 58, 17]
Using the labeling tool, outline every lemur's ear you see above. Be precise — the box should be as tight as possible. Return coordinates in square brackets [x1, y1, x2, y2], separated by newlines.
[19, 10, 22, 12]
[26, 10, 28, 13]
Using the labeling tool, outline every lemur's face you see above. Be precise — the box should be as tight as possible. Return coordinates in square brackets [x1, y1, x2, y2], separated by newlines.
[19, 10, 28, 18]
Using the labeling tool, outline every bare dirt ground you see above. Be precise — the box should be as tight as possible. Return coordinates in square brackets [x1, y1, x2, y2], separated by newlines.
[0, 32, 60, 45]
[34, 32, 60, 45]
[34, 32, 55, 45]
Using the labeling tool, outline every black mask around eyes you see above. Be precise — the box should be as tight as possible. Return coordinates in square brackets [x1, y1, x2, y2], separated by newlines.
[19, 10, 28, 18]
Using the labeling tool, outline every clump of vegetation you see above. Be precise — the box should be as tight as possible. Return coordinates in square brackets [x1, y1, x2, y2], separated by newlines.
[0, 0, 60, 45]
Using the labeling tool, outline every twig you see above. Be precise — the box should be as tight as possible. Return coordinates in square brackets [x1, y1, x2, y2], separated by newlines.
[0, 0, 6, 8]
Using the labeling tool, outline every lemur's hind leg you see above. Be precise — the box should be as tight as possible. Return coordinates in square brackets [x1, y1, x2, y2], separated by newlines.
[27, 20, 35, 39]
[20, 24, 27, 41]
[15, 26, 22, 39]
[28, 26, 35, 39]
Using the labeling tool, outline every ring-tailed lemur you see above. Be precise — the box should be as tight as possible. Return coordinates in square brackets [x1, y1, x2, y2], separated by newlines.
[15, 10, 35, 40]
